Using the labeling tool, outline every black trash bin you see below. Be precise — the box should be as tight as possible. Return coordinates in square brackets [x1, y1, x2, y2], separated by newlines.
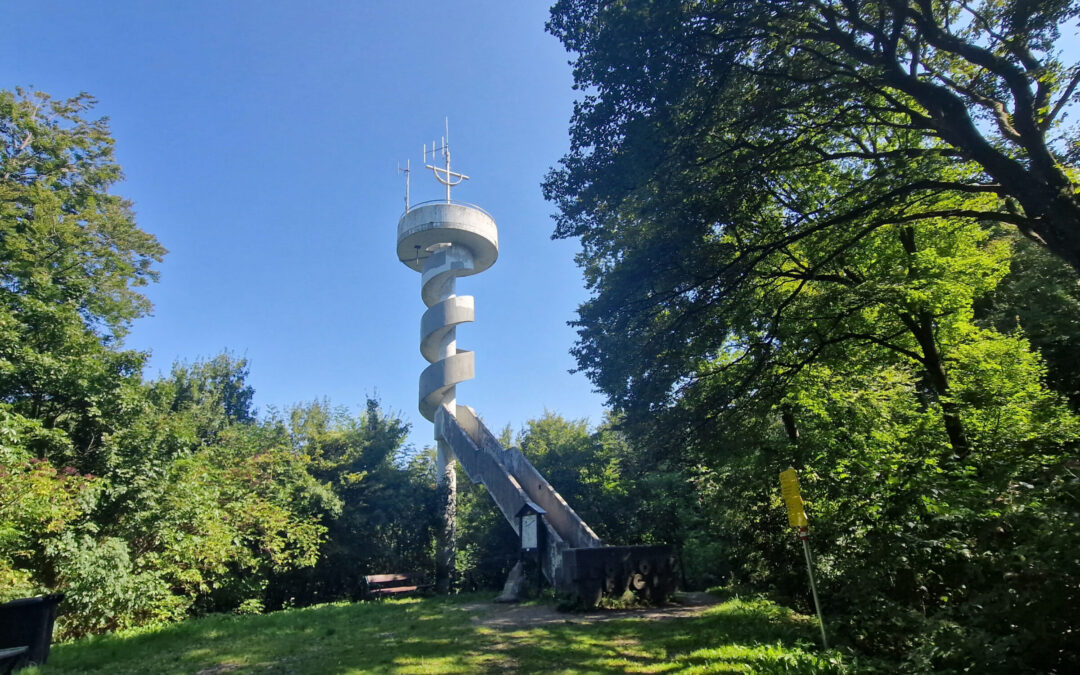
[0, 594, 64, 669]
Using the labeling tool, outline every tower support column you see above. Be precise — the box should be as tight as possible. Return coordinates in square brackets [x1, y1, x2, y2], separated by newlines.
[422, 245, 467, 593]
[434, 437, 457, 593]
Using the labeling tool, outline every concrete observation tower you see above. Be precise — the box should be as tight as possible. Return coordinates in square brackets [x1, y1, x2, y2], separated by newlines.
[395, 125, 674, 602]
[396, 128, 498, 591]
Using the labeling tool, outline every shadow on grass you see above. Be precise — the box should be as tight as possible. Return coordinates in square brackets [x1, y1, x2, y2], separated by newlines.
[487, 597, 845, 674]
[27, 594, 847, 674]
[31, 595, 498, 674]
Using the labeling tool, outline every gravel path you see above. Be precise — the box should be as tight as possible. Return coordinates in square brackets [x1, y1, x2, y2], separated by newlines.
[462, 591, 720, 629]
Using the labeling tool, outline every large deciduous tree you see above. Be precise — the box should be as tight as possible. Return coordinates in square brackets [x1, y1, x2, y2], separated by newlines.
[544, 0, 1080, 443]
[0, 88, 165, 470]
[544, 2, 1080, 669]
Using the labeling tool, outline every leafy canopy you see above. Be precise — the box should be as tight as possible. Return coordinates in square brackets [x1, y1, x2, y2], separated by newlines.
[547, 0, 1080, 270]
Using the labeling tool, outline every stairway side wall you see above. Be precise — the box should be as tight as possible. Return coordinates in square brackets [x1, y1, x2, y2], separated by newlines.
[436, 406, 571, 587]
[455, 406, 603, 550]
[435, 408, 526, 533]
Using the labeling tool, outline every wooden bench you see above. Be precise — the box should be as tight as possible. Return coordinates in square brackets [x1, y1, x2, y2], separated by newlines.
[0, 646, 29, 675]
[361, 573, 432, 600]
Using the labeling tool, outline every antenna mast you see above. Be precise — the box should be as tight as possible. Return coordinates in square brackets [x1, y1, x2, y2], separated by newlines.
[424, 118, 469, 202]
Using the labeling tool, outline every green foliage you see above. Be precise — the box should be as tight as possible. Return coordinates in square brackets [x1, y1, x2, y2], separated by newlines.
[455, 468, 518, 590]
[149, 354, 256, 436]
[46, 534, 172, 640]
[0, 407, 94, 602]
[264, 399, 437, 607]
[0, 87, 433, 637]
[694, 349, 1080, 670]
[1, 347, 431, 637]
[546, 0, 1080, 271]
[0, 88, 165, 472]
[0, 88, 165, 335]
[976, 234, 1080, 407]
[142, 422, 329, 615]
[544, 3, 1080, 670]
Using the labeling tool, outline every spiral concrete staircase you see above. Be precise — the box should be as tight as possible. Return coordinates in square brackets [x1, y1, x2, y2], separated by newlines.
[397, 201, 498, 422]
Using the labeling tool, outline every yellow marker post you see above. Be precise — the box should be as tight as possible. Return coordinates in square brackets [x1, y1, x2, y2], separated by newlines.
[779, 467, 828, 649]
[780, 467, 808, 527]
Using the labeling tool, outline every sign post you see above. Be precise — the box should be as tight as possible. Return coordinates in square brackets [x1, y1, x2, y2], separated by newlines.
[779, 467, 828, 649]
[516, 501, 546, 595]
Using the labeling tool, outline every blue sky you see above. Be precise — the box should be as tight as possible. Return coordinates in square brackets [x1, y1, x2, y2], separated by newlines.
[2, 2, 606, 450]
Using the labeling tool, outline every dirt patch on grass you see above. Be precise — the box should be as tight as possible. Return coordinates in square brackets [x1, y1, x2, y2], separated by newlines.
[463, 591, 719, 629]
[195, 664, 241, 675]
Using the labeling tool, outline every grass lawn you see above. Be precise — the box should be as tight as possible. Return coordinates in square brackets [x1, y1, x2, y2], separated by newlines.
[27, 593, 851, 674]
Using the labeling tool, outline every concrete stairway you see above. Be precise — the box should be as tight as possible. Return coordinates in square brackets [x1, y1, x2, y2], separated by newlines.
[435, 404, 602, 588]
[435, 405, 675, 604]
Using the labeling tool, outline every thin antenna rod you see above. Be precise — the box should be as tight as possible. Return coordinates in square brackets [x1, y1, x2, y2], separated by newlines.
[398, 160, 411, 212]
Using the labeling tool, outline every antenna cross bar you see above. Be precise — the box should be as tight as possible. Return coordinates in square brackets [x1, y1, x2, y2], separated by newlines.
[426, 163, 469, 187]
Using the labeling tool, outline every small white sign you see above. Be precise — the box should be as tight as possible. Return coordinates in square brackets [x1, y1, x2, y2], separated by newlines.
[521, 514, 538, 550]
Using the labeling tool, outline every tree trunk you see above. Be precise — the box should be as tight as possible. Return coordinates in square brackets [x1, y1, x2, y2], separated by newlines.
[1026, 191, 1080, 274]
[909, 315, 971, 459]
[781, 404, 804, 466]
[898, 227, 971, 459]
